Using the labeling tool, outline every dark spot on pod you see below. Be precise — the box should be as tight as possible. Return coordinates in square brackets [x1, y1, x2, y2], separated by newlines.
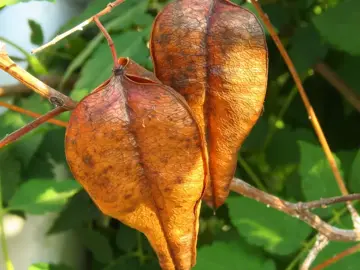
[176, 177, 183, 184]
[124, 194, 132, 200]
[83, 154, 94, 167]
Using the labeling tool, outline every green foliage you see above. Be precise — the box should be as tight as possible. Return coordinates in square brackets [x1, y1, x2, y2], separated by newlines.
[8, 179, 81, 214]
[1, 0, 360, 269]
[313, 0, 360, 55]
[47, 190, 100, 234]
[28, 19, 44, 46]
[289, 24, 328, 76]
[78, 228, 114, 264]
[116, 224, 138, 252]
[0, 149, 21, 202]
[299, 141, 343, 216]
[228, 196, 311, 255]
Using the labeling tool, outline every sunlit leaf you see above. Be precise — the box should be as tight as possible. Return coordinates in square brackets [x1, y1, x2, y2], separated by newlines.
[228, 196, 311, 255]
[8, 179, 81, 214]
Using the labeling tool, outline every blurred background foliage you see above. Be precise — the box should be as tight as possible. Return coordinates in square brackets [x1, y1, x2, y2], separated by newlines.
[0, 0, 360, 269]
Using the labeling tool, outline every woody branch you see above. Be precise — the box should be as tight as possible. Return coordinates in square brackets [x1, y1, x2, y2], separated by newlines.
[0, 43, 76, 110]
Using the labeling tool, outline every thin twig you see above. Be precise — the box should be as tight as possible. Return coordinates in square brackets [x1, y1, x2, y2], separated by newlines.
[93, 17, 119, 69]
[0, 101, 68, 127]
[314, 62, 360, 113]
[230, 178, 360, 241]
[31, 0, 126, 54]
[0, 42, 76, 110]
[312, 243, 360, 270]
[0, 107, 66, 149]
[300, 234, 329, 270]
[249, 0, 360, 226]
[296, 194, 360, 210]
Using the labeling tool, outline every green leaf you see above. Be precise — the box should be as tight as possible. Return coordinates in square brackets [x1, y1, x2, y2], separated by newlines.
[75, 31, 148, 90]
[349, 150, 360, 192]
[0, 150, 22, 202]
[14, 129, 45, 167]
[240, 2, 290, 35]
[8, 179, 81, 214]
[299, 141, 343, 217]
[0, 0, 55, 8]
[25, 129, 68, 179]
[14, 94, 51, 166]
[78, 228, 113, 264]
[27, 55, 48, 75]
[289, 24, 328, 75]
[133, 13, 154, 27]
[227, 196, 311, 255]
[48, 190, 100, 234]
[267, 128, 316, 167]
[194, 241, 276, 270]
[116, 224, 137, 252]
[20, 93, 50, 115]
[110, 1, 151, 31]
[313, 0, 360, 55]
[28, 263, 72, 270]
[336, 150, 358, 184]
[28, 19, 44, 46]
[69, 88, 90, 102]
[0, 97, 50, 167]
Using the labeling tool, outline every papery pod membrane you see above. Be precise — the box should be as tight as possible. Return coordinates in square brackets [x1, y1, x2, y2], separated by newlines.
[150, 0, 268, 209]
[65, 58, 207, 270]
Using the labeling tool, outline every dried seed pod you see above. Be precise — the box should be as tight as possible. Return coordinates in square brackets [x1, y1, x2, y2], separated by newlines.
[65, 58, 207, 270]
[150, 0, 268, 209]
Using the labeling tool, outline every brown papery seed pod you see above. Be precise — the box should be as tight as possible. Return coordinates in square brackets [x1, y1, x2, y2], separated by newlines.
[65, 58, 207, 270]
[150, 0, 268, 209]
